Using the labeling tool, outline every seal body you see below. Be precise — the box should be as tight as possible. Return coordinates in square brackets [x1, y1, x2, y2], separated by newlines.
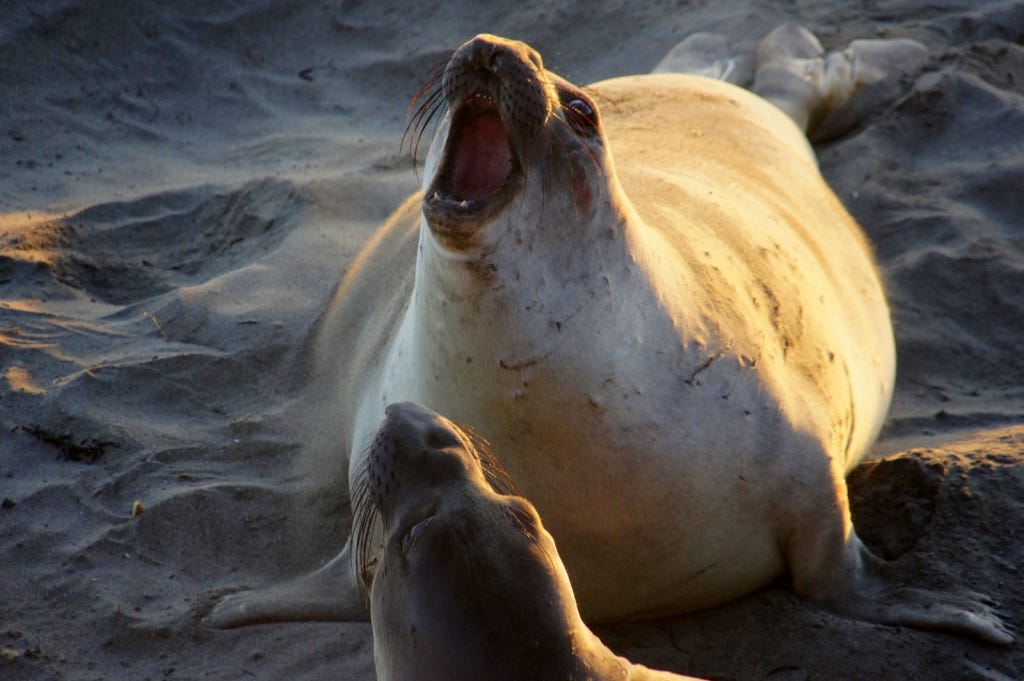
[208, 33, 1009, 644]
[333, 34, 893, 620]
[361, 402, 704, 681]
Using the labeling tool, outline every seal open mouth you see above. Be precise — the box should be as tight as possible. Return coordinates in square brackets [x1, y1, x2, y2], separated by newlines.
[424, 92, 520, 234]
[449, 94, 513, 201]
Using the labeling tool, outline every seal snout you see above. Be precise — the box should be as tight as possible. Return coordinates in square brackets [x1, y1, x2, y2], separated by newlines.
[446, 33, 545, 86]
[383, 401, 463, 451]
[424, 35, 552, 241]
[368, 403, 474, 515]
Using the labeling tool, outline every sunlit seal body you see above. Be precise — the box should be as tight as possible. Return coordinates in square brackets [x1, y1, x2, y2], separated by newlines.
[359, 402, 704, 681]
[207, 32, 1010, 644]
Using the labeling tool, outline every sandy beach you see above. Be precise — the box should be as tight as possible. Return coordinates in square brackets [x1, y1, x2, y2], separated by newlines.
[2, 1, 1023, 679]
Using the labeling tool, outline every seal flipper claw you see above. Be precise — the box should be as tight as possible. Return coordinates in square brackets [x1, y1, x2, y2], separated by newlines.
[203, 540, 368, 628]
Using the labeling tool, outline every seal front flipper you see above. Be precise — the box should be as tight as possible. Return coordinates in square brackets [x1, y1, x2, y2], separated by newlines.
[784, 488, 1013, 645]
[825, 547, 1014, 645]
[203, 539, 368, 628]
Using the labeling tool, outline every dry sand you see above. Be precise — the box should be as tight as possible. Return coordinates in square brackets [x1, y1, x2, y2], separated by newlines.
[2, 1, 1023, 679]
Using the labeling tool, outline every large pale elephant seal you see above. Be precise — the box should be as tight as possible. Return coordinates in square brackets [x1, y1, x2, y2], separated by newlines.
[207, 31, 1010, 643]
[359, 402, 704, 681]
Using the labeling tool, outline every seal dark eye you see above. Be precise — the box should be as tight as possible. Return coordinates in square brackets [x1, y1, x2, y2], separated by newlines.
[563, 97, 598, 136]
[401, 515, 433, 556]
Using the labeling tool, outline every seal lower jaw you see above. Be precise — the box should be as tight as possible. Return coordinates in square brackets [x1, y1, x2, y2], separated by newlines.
[423, 93, 522, 245]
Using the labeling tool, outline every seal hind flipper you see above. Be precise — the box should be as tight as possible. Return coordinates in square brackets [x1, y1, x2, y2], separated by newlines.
[749, 23, 927, 142]
[203, 539, 368, 628]
[651, 32, 754, 86]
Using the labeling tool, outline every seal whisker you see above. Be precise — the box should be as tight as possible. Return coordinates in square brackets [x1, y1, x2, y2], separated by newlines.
[405, 59, 447, 120]
[350, 441, 382, 593]
[403, 59, 448, 167]
[404, 90, 445, 161]
[503, 504, 538, 542]
[454, 524, 486, 605]
[403, 99, 446, 178]
[462, 426, 522, 496]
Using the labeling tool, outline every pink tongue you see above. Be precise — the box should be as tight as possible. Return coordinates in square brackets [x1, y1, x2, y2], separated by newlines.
[451, 113, 512, 202]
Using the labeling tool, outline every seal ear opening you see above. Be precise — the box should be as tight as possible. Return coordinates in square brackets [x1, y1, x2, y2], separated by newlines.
[449, 97, 513, 201]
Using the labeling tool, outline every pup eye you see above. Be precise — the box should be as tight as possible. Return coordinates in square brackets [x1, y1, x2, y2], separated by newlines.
[564, 98, 598, 136]
[401, 516, 433, 555]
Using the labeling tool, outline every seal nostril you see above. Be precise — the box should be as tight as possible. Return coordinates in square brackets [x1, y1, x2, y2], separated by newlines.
[527, 47, 544, 72]
[462, 36, 511, 76]
[487, 47, 505, 74]
[466, 38, 494, 72]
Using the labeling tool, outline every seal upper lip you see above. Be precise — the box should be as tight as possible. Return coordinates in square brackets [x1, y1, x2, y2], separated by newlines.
[424, 92, 520, 235]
